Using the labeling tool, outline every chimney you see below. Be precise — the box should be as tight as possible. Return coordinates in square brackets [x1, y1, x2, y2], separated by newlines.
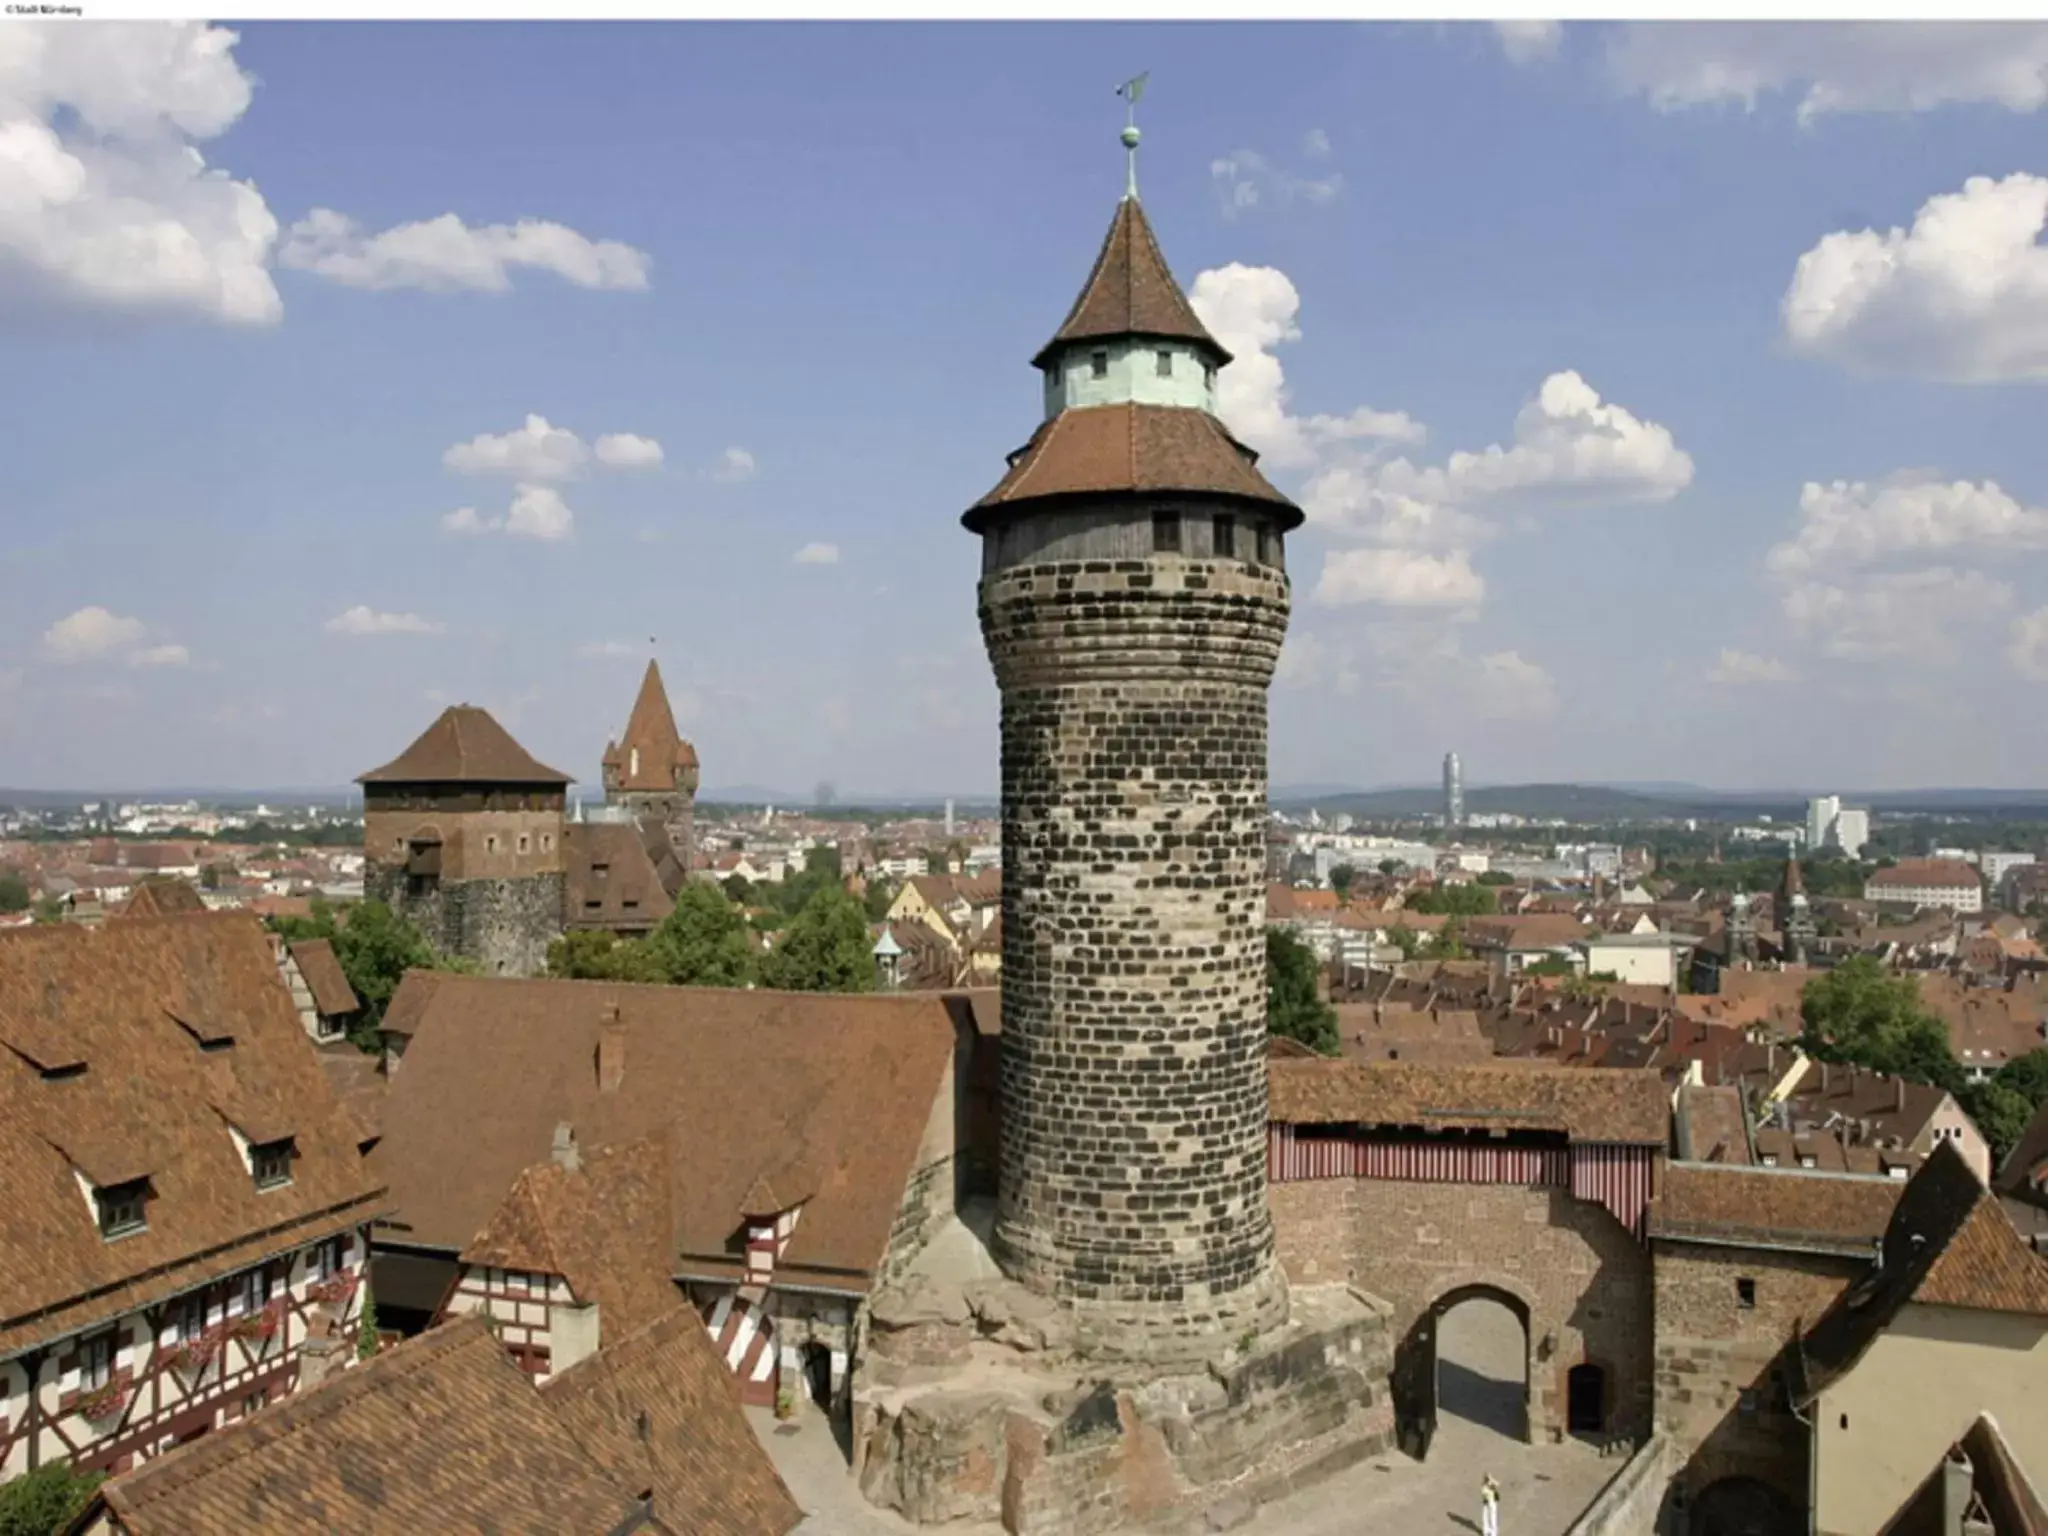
[1895, 1077, 1907, 1113]
[1821, 1061, 1830, 1091]
[551, 1121, 581, 1173]
[598, 1006, 625, 1094]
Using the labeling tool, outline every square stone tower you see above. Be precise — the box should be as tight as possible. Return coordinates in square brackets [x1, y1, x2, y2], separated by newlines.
[359, 705, 571, 977]
[966, 183, 1304, 1362]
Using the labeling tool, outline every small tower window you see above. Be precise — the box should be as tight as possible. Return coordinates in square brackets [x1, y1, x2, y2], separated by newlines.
[1204, 364, 1217, 391]
[485, 835, 499, 854]
[1212, 515, 1236, 559]
[1152, 512, 1180, 554]
[1091, 349, 1109, 379]
[1156, 349, 1173, 377]
[517, 833, 531, 855]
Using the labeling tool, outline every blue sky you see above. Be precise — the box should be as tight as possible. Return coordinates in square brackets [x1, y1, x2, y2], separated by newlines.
[5, 21, 2048, 795]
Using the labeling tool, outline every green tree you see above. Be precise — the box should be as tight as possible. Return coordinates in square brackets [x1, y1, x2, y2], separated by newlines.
[864, 879, 898, 923]
[357, 1287, 381, 1361]
[645, 883, 758, 987]
[1798, 956, 1964, 1095]
[269, 898, 457, 1046]
[759, 885, 876, 993]
[721, 873, 755, 906]
[1995, 1050, 2048, 1110]
[199, 863, 224, 892]
[1266, 927, 1338, 1055]
[1403, 884, 1498, 917]
[1523, 955, 1576, 979]
[1383, 924, 1422, 961]
[1475, 870, 1515, 887]
[1424, 915, 1470, 960]
[1377, 859, 1402, 876]
[1329, 864, 1357, 903]
[0, 868, 30, 913]
[0, 1463, 103, 1536]
[545, 928, 665, 984]
[1965, 1080, 2035, 1165]
[32, 896, 63, 925]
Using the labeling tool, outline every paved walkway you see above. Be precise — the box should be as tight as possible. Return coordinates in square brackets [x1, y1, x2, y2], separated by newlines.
[754, 1298, 1618, 1535]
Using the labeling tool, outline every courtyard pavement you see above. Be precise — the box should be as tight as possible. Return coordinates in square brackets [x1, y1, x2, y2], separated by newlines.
[753, 1295, 1619, 1535]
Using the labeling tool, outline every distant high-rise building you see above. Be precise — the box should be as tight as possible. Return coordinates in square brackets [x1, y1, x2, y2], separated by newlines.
[1806, 795, 1841, 850]
[1806, 795, 1869, 860]
[1443, 751, 1465, 830]
[1832, 807, 1870, 860]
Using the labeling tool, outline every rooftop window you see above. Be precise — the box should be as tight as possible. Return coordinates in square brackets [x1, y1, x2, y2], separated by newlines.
[1091, 349, 1109, 379]
[1156, 349, 1173, 377]
[95, 1179, 150, 1241]
[251, 1137, 296, 1191]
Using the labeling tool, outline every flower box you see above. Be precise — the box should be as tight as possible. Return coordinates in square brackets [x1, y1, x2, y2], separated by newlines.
[307, 1272, 359, 1308]
[230, 1301, 285, 1345]
[75, 1382, 130, 1425]
[166, 1329, 226, 1376]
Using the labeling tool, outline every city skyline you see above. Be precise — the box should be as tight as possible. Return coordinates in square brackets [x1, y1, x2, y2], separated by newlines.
[9, 22, 2048, 793]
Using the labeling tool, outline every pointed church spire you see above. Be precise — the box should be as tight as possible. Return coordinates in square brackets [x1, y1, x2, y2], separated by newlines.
[601, 660, 698, 792]
[1031, 197, 1228, 369]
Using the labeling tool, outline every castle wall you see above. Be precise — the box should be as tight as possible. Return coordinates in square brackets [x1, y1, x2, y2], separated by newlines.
[366, 865, 562, 978]
[1270, 1176, 1654, 1444]
[979, 543, 1291, 1357]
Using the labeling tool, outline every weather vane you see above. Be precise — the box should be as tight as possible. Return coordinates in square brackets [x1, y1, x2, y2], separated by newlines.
[1116, 72, 1148, 200]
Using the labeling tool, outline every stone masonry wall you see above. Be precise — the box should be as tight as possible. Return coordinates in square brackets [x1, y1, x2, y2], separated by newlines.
[1270, 1177, 1653, 1444]
[1652, 1240, 1865, 1512]
[979, 546, 1293, 1359]
[368, 866, 563, 978]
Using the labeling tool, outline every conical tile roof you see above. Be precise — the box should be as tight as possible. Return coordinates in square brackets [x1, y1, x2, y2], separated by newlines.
[1032, 197, 1228, 368]
[601, 661, 699, 790]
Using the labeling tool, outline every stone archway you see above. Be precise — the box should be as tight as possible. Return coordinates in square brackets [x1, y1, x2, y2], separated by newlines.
[1689, 1476, 1802, 1536]
[1393, 1281, 1532, 1461]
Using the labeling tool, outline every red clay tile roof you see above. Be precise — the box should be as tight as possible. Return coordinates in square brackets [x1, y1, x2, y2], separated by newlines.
[1798, 1141, 2048, 1403]
[969, 402, 1297, 524]
[601, 660, 700, 790]
[1869, 858, 1984, 891]
[564, 822, 676, 932]
[319, 1049, 388, 1148]
[1033, 195, 1227, 367]
[1653, 1162, 1901, 1255]
[1268, 1058, 1669, 1144]
[84, 1315, 660, 1535]
[377, 968, 448, 1039]
[358, 704, 572, 787]
[0, 912, 386, 1354]
[543, 1306, 803, 1536]
[290, 938, 361, 1018]
[112, 876, 208, 921]
[373, 977, 959, 1293]
[461, 1134, 682, 1342]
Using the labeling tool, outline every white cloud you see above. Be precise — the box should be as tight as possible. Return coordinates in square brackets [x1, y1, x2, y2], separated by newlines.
[1706, 648, 1798, 685]
[593, 432, 663, 470]
[1604, 22, 2048, 122]
[279, 208, 650, 293]
[1781, 568, 2012, 661]
[1275, 630, 1359, 695]
[2010, 609, 2048, 680]
[1312, 548, 1485, 611]
[1422, 370, 1694, 505]
[713, 446, 757, 483]
[40, 606, 146, 662]
[793, 542, 840, 566]
[1494, 20, 1563, 65]
[325, 606, 443, 636]
[504, 484, 574, 541]
[443, 414, 589, 481]
[126, 643, 190, 668]
[578, 640, 638, 660]
[1470, 649, 1560, 720]
[1303, 128, 1331, 159]
[0, 22, 282, 325]
[1767, 475, 2048, 578]
[1188, 265, 1421, 472]
[1208, 151, 1343, 222]
[441, 506, 488, 535]
[1783, 175, 2048, 382]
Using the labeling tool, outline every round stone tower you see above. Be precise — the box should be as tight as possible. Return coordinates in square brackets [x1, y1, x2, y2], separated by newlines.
[965, 163, 1303, 1360]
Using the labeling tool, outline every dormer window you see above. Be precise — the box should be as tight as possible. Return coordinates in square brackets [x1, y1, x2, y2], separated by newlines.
[95, 1179, 149, 1240]
[1156, 349, 1172, 377]
[1091, 349, 1109, 379]
[251, 1138, 296, 1191]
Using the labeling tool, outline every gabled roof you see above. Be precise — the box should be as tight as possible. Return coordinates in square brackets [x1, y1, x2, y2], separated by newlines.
[112, 876, 208, 921]
[0, 912, 387, 1354]
[372, 976, 962, 1293]
[358, 705, 572, 787]
[601, 661, 699, 791]
[967, 401, 1298, 525]
[1652, 1162, 1901, 1257]
[564, 822, 676, 932]
[1268, 1058, 1668, 1145]
[289, 938, 361, 1018]
[79, 1316, 662, 1536]
[1799, 1139, 2048, 1404]
[1032, 196, 1228, 368]
[461, 1135, 681, 1341]
[542, 1307, 803, 1536]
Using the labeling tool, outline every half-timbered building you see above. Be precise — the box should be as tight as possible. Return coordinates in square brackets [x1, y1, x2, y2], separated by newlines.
[370, 974, 986, 1415]
[67, 1309, 802, 1536]
[0, 912, 386, 1485]
[273, 936, 362, 1043]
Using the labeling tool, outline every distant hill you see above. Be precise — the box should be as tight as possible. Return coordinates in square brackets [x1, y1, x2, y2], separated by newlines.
[1299, 783, 1701, 822]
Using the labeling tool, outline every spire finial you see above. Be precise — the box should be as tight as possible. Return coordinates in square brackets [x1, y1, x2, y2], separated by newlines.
[1116, 72, 1148, 201]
